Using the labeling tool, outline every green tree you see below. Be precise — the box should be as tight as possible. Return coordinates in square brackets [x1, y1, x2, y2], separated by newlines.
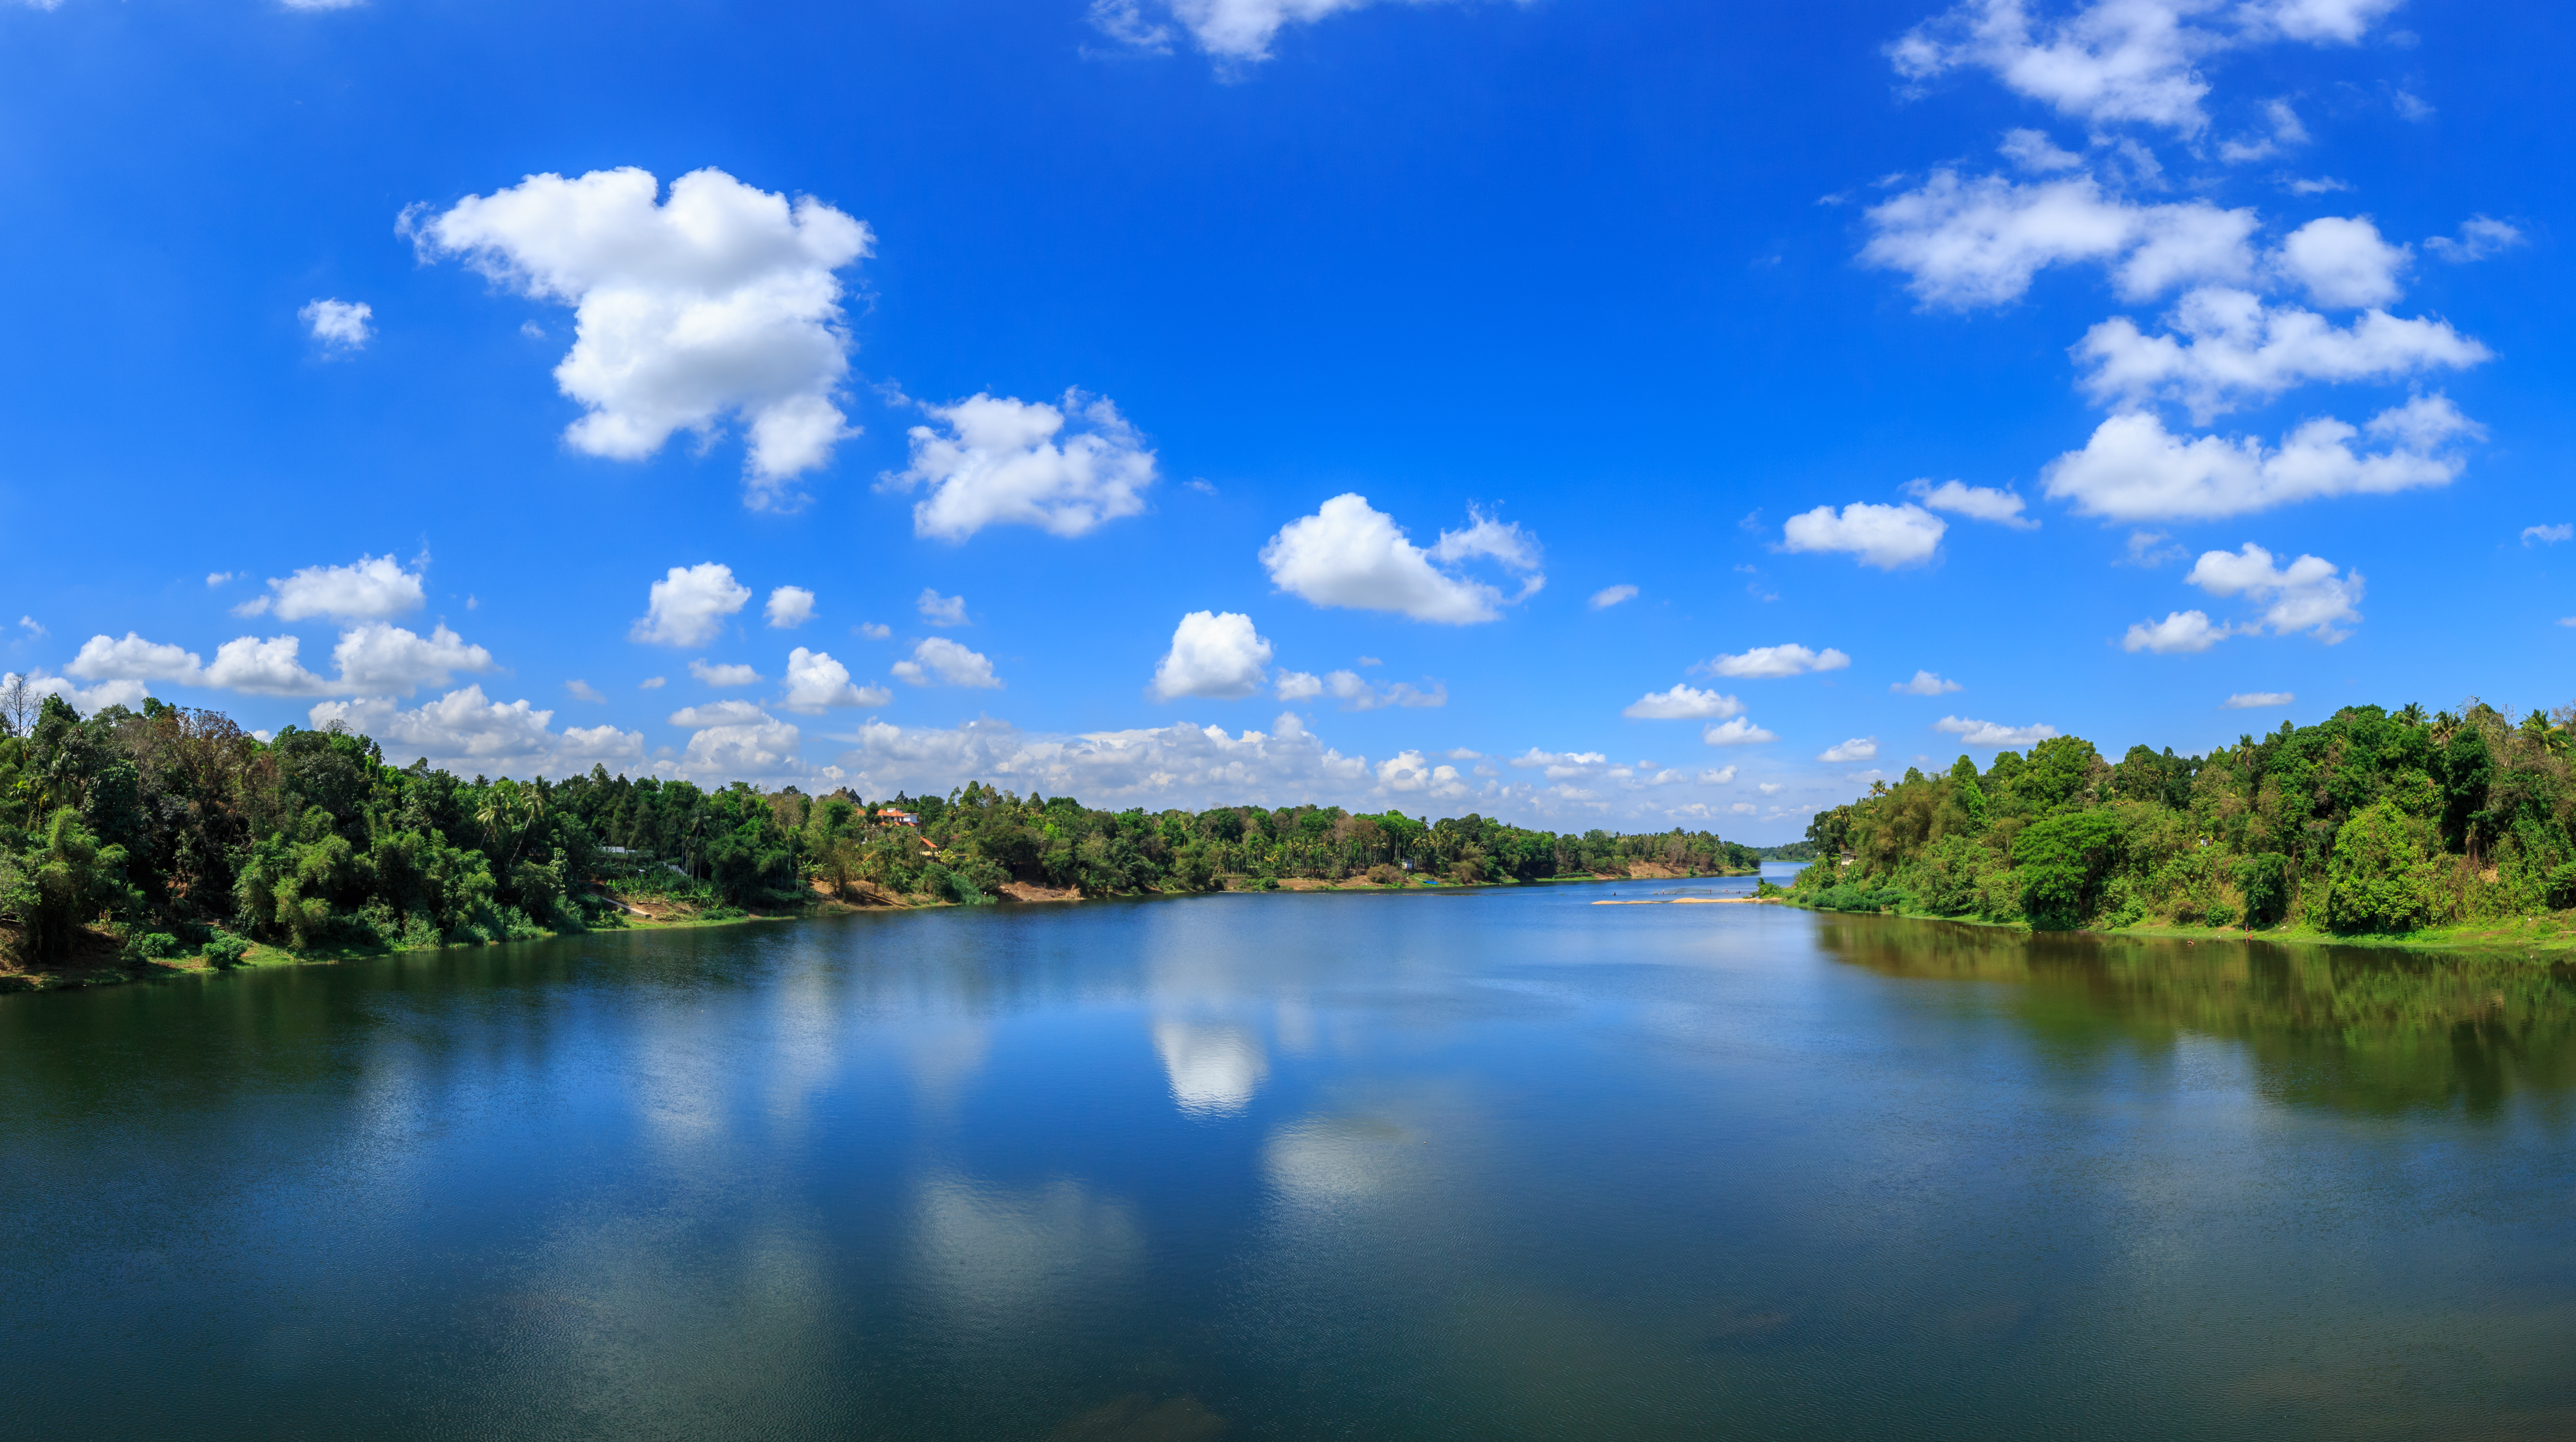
[2325, 801, 2450, 934]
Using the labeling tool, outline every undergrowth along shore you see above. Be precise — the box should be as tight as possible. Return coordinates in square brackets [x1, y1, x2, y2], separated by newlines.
[1771, 881, 2576, 956]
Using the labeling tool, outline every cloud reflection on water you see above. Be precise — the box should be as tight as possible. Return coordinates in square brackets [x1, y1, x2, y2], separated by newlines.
[1151, 1020, 1269, 1118]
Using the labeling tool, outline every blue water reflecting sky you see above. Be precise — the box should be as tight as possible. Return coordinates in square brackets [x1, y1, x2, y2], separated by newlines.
[5, 881, 2574, 1439]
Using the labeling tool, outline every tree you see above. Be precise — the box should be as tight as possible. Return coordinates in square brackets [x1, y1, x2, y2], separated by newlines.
[4, 808, 135, 963]
[2325, 801, 2448, 934]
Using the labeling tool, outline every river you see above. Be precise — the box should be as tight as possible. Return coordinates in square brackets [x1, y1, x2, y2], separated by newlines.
[4, 868, 2573, 1439]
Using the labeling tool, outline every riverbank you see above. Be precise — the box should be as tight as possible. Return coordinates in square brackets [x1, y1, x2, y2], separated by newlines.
[0, 862, 1756, 995]
[1778, 894, 2576, 956]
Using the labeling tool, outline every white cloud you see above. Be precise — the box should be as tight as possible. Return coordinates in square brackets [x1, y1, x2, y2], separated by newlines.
[205, 636, 336, 696]
[2424, 215, 2526, 264]
[1890, 0, 2402, 137]
[205, 572, 235, 587]
[1891, 669, 1964, 695]
[300, 298, 374, 350]
[765, 585, 817, 629]
[677, 715, 805, 780]
[826, 712, 1372, 812]
[2186, 541, 2364, 641]
[1862, 170, 2258, 307]
[1588, 584, 1639, 610]
[2285, 176, 2350, 196]
[2074, 287, 2490, 421]
[1274, 670, 1325, 702]
[2217, 98, 2311, 164]
[1088, 0, 1442, 64]
[1149, 611, 1274, 701]
[631, 563, 751, 647]
[1509, 748, 1609, 780]
[1427, 506, 1542, 574]
[279, 0, 363, 11]
[3, 671, 146, 716]
[886, 390, 1157, 541]
[311, 686, 646, 778]
[1757, 782, 1784, 795]
[566, 680, 608, 703]
[67, 633, 202, 682]
[2223, 690, 2295, 708]
[1702, 643, 1853, 678]
[639, 676, 666, 690]
[1260, 494, 1542, 624]
[688, 658, 762, 687]
[330, 623, 495, 696]
[1933, 715, 2061, 747]
[410, 166, 872, 505]
[15, 617, 40, 638]
[858, 621, 893, 640]
[1999, 127, 2082, 172]
[892, 637, 1002, 689]
[780, 648, 890, 712]
[1622, 684, 1744, 721]
[2273, 215, 2409, 308]
[2122, 608, 2231, 653]
[1781, 503, 1947, 569]
[2041, 394, 2481, 521]
[916, 589, 969, 627]
[1702, 717, 1778, 747]
[1374, 750, 1470, 798]
[1319, 670, 1445, 711]
[236, 553, 426, 621]
[1700, 766, 1737, 784]
[1819, 737, 1879, 763]
[2522, 524, 2572, 546]
[668, 700, 769, 728]
[1908, 478, 2038, 528]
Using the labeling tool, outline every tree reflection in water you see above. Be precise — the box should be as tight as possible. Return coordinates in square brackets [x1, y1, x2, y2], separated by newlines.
[1811, 915, 2576, 1118]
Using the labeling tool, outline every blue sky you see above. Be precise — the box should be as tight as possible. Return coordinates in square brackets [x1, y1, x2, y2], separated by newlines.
[1, 0, 2565, 840]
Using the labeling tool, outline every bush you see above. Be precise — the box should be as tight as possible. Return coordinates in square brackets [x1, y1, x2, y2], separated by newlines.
[2238, 852, 2292, 928]
[2013, 810, 2129, 930]
[127, 931, 181, 961]
[699, 904, 746, 921]
[1365, 863, 1406, 887]
[2325, 801, 2449, 935]
[1811, 883, 1905, 913]
[2202, 900, 2237, 928]
[398, 913, 444, 951]
[204, 932, 251, 968]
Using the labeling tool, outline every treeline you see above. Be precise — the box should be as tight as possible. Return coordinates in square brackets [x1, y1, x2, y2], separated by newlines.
[1793, 701, 2576, 935]
[0, 693, 1757, 969]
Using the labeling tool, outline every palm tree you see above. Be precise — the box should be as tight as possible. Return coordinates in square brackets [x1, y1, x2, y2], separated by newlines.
[2397, 702, 2428, 727]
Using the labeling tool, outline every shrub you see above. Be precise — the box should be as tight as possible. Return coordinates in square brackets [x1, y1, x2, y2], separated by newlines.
[2238, 852, 2292, 927]
[1365, 863, 1406, 887]
[2013, 810, 2128, 930]
[2325, 801, 2449, 934]
[204, 932, 251, 968]
[2202, 900, 2237, 928]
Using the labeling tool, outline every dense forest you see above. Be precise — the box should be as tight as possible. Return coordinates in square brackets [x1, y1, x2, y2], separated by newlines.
[1792, 701, 2576, 936]
[0, 689, 1758, 973]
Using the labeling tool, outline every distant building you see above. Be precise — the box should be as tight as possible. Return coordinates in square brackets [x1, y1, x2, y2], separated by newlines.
[601, 846, 634, 855]
[878, 808, 920, 827]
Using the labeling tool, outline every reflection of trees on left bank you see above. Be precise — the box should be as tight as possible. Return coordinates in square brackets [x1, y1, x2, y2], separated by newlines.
[1813, 914, 2576, 1119]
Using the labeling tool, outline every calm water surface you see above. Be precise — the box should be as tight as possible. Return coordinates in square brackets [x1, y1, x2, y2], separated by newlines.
[6, 870, 2576, 1439]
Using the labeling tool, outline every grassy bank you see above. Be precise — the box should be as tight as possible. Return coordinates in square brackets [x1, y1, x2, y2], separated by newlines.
[1778, 892, 2576, 957]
